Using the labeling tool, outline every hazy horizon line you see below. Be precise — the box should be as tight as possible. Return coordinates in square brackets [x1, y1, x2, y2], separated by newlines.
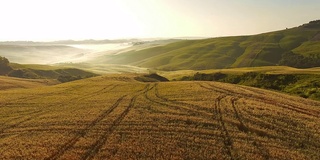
[0, 36, 214, 43]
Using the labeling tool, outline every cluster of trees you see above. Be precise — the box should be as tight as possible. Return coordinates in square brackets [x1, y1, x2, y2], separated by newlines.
[181, 72, 297, 90]
[57, 75, 84, 83]
[181, 72, 241, 84]
[0, 56, 9, 66]
[57, 75, 96, 83]
[279, 52, 320, 68]
[240, 72, 297, 90]
[134, 73, 169, 82]
[0, 56, 12, 75]
[302, 20, 320, 28]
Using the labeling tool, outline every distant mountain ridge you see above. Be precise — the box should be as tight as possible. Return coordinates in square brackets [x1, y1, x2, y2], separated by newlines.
[101, 20, 320, 70]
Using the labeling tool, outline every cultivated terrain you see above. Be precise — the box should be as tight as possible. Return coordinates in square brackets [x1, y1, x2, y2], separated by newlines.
[0, 75, 319, 159]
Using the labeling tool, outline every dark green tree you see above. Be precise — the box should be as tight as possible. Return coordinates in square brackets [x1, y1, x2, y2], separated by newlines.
[0, 56, 9, 67]
[0, 56, 12, 75]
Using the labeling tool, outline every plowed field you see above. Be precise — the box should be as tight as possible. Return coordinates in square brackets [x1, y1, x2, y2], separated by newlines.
[0, 75, 319, 159]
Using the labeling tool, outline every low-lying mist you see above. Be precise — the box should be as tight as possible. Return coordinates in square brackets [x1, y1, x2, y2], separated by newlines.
[0, 43, 132, 64]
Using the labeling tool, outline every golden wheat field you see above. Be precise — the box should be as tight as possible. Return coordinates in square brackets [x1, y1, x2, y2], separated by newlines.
[0, 75, 319, 160]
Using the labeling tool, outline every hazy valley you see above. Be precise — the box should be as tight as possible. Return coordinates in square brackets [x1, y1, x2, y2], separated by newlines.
[0, 20, 320, 159]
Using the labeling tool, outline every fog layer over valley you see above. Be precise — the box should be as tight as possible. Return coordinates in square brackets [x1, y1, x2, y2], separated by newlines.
[0, 39, 179, 74]
[0, 43, 132, 64]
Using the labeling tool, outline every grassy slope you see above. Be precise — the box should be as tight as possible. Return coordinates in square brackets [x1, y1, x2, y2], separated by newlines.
[159, 66, 320, 80]
[0, 76, 59, 90]
[103, 22, 320, 70]
[7, 63, 99, 79]
[10, 63, 64, 70]
[167, 66, 320, 101]
[0, 75, 319, 159]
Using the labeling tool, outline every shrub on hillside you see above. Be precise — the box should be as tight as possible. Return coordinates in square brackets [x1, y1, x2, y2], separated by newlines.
[279, 51, 320, 68]
[192, 72, 227, 81]
[7, 69, 39, 79]
[57, 75, 82, 83]
[134, 73, 169, 82]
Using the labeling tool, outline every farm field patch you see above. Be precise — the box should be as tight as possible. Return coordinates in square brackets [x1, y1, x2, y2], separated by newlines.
[0, 75, 319, 159]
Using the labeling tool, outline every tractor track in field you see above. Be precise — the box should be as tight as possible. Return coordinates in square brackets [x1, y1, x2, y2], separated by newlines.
[214, 94, 235, 159]
[238, 84, 320, 108]
[200, 83, 303, 135]
[2, 84, 116, 105]
[201, 82, 320, 117]
[200, 82, 320, 155]
[200, 83, 270, 159]
[240, 104, 307, 135]
[70, 84, 119, 101]
[143, 83, 216, 120]
[2, 84, 89, 104]
[154, 83, 236, 158]
[143, 84, 200, 116]
[0, 84, 121, 138]
[81, 84, 151, 160]
[45, 84, 149, 160]
[237, 103, 319, 147]
[45, 94, 127, 160]
[230, 97, 270, 160]
[0, 110, 44, 135]
[1, 78, 320, 159]
[154, 83, 214, 114]
[154, 83, 247, 158]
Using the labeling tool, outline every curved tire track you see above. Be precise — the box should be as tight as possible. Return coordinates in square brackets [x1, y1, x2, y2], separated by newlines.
[0, 84, 121, 140]
[230, 97, 270, 160]
[205, 83, 320, 117]
[45, 95, 127, 160]
[81, 84, 151, 160]
[214, 95, 234, 159]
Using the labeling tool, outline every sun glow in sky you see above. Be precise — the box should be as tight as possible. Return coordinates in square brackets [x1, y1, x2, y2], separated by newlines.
[0, 0, 319, 41]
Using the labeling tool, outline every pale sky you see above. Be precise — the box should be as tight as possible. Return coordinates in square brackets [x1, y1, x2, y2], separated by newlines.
[0, 0, 319, 41]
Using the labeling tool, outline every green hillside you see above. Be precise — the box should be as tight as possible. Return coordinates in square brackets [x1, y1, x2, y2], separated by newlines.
[0, 56, 98, 82]
[7, 63, 98, 79]
[101, 20, 320, 70]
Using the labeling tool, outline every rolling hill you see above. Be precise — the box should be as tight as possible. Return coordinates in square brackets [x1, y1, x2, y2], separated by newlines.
[100, 20, 320, 70]
[0, 57, 98, 82]
[0, 75, 319, 159]
[6, 63, 98, 80]
[0, 76, 59, 90]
